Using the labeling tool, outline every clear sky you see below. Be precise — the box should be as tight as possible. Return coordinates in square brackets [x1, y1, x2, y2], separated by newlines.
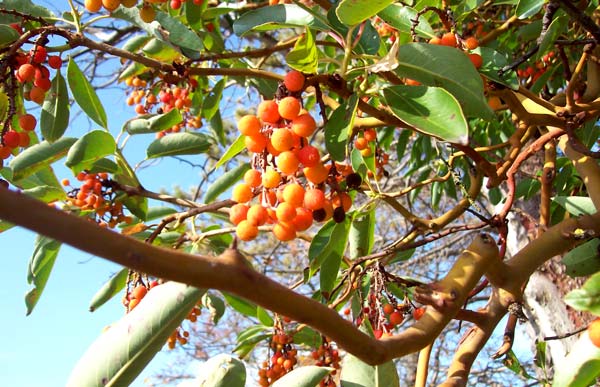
[1, 2, 211, 385]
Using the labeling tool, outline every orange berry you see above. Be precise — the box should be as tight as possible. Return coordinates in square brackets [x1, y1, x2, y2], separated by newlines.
[29, 86, 46, 104]
[405, 78, 421, 86]
[303, 188, 326, 210]
[429, 36, 442, 45]
[85, 0, 102, 12]
[258, 100, 280, 123]
[441, 32, 457, 47]
[102, 0, 121, 11]
[247, 204, 268, 226]
[229, 203, 249, 225]
[273, 221, 296, 241]
[468, 53, 483, 69]
[276, 151, 299, 175]
[238, 115, 261, 137]
[413, 307, 425, 320]
[244, 169, 262, 188]
[332, 192, 352, 212]
[488, 96, 502, 111]
[232, 183, 253, 203]
[360, 147, 373, 157]
[297, 145, 320, 167]
[132, 284, 148, 300]
[3, 130, 20, 148]
[282, 183, 305, 207]
[61, 178, 70, 186]
[245, 133, 268, 153]
[303, 163, 328, 184]
[17, 63, 36, 83]
[139, 4, 156, 22]
[589, 318, 600, 348]
[18, 132, 30, 147]
[276, 202, 296, 222]
[354, 137, 368, 150]
[291, 114, 316, 138]
[284, 70, 305, 92]
[236, 220, 259, 241]
[383, 304, 394, 315]
[278, 96, 301, 120]
[271, 128, 294, 152]
[389, 311, 404, 326]
[128, 298, 140, 311]
[464, 36, 479, 50]
[363, 129, 376, 142]
[262, 168, 281, 189]
[292, 207, 313, 231]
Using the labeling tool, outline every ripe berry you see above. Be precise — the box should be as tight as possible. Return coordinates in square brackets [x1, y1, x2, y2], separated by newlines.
[464, 36, 479, 50]
[284, 70, 305, 92]
[19, 114, 37, 132]
[297, 145, 320, 167]
[292, 207, 313, 231]
[102, 0, 121, 11]
[332, 192, 352, 212]
[589, 318, 600, 348]
[273, 221, 296, 241]
[258, 100, 280, 123]
[30, 45, 47, 64]
[291, 114, 316, 138]
[170, 0, 182, 9]
[229, 203, 249, 225]
[429, 36, 442, 45]
[236, 220, 259, 241]
[3, 130, 20, 148]
[271, 128, 294, 152]
[244, 169, 262, 188]
[332, 207, 345, 223]
[276, 202, 296, 222]
[29, 86, 46, 104]
[238, 115, 261, 137]
[282, 183, 305, 207]
[232, 183, 253, 203]
[47, 55, 63, 69]
[18, 132, 30, 148]
[139, 4, 156, 23]
[354, 137, 368, 150]
[85, 0, 102, 12]
[412, 307, 425, 320]
[278, 96, 301, 120]
[132, 284, 148, 300]
[262, 168, 281, 189]
[363, 128, 377, 142]
[121, 0, 137, 7]
[245, 133, 268, 153]
[247, 204, 268, 226]
[383, 304, 394, 315]
[303, 188, 326, 210]
[389, 311, 404, 326]
[17, 63, 36, 83]
[303, 163, 328, 184]
[468, 53, 483, 69]
[441, 32, 457, 47]
[276, 151, 299, 175]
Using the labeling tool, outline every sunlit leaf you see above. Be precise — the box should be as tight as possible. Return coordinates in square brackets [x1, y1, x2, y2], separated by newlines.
[25, 236, 61, 315]
[565, 272, 600, 315]
[41, 71, 70, 142]
[272, 366, 333, 387]
[65, 130, 116, 174]
[67, 58, 108, 129]
[9, 137, 76, 181]
[146, 132, 211, 158]
[196, 354, 246, 387]
[233, 4, 329, 36]
[562, 239, 600, 277]
[336, 0, 394, 25]
[286, 28, 318, 73]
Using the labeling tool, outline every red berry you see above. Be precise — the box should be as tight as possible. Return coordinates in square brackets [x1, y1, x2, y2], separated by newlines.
[47, 55, 62, 69]
[19, 114, 37, 132]
[17, 63, 36, 83]
[3, 130, 20, 148]
[30, 45, 47, 64]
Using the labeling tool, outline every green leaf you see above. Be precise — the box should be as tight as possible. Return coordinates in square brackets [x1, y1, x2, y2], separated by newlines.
[378, 5, 434, 38]
[145, 206, 178, 221]
[9, 137, 76, 180]
[515, 178, 540, 200]
[0, 0, 55, 19]
[340, 348, 400, 387]
[309, 219, 351, 294]
[233, 326, 270, 359]
[146, 132, 211, 158]
[142, 37, 181, 62]
[65, 130, 117, 174]
[272, 366, 333, 387]
[324, 95, 358, 162]
[202, 79, 225, 121]
[478, 47, 520, 89]
[89, 268, 128, 312]
[516, 0, 544, 19]
[502, 350, 533, 380]
[122, 34, 151, 53]
[0, 24, 19, 47]
[565, 272, 600, 315]
[22, 185, 66, 202]
[155, 11, 204, 52]
[553, 333, 600, 387]
[87, 158, 119, 174]
[114, 154, 148, 220]
[395, 43, 493, 119]
[223, 292, 257, 317]
[383, 85, 468, 144]
[40, 71, 70, 142]
[348, 208, 375, 259]
[286, 28, 318, 73]
[25, 236, 61, 315]
[214, 135, 246, 170]
[66, 282, 205, 387]
[293, 326, 320, 347]
[256, 306, 274, 326]
[202, 292, 226, 324]
[233, 4, 330, 36]
[124, 109, 183, 134]
[67, 58, 108, 129]
[336, 0, 394, 26]
[118, 62, 148, 81]
[327, 8, 380, 55]
[553, 196, 596, 216]
[204, 164, 251, 204]
[536, 14, 568, 61]
[562, 239, 600, 277]
[197, 354, 246, 387]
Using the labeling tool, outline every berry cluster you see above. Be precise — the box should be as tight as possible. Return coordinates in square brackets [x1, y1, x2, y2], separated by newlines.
[230, 70, 362, 242]
[64, 172, 132, 228]
[13, 42, 62, 104]
[517, 52, 555, 84]
[124, 76, 202, 138]
[166, 304, 200, 349]
[429, 32, 482, 69]
[357, 292, 412, 339]
[85, 0, 204, 23]
[258, 331, 297, 386]
[311, 339, 341, 387]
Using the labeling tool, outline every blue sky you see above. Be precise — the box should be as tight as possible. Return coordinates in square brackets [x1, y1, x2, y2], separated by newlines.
[1, 1, 214, 384]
